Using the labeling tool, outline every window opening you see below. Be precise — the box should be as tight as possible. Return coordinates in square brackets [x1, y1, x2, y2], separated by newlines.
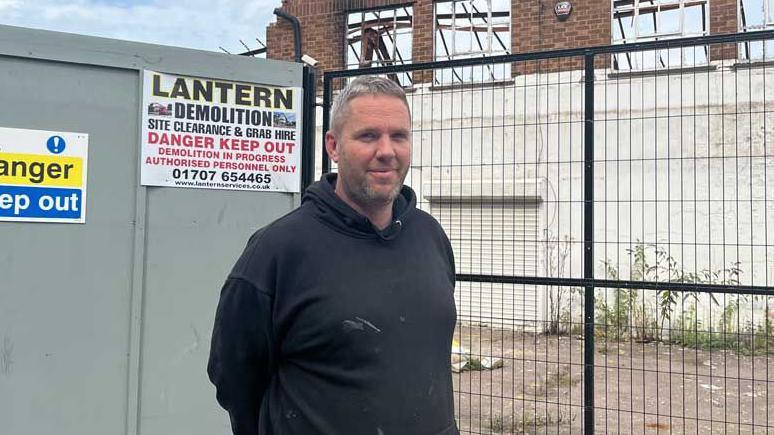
[739, 0, 774, 60]
[434, 0, 511, 84]
[612, 0, 709, 71]
[346, 6, 413, 86]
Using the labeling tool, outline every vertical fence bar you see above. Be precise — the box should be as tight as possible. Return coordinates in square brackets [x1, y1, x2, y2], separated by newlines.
[301, 65, 316, 190]
[321, 74, 333, 174]
[583, 51, 596, 435]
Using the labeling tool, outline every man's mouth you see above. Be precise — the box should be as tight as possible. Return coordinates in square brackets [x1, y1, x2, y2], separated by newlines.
[368, 169, 398, 182]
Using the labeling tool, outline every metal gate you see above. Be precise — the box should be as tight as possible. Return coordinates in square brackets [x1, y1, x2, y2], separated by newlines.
[323, 30, 774, 433]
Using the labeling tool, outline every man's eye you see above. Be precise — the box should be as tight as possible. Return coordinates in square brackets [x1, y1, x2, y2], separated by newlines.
[359, 132, 377, 141]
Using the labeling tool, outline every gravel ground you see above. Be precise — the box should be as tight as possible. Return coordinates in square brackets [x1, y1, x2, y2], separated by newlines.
[452, 325, 774, 434]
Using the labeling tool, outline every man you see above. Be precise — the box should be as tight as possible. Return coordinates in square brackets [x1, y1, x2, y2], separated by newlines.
[208, 76, 458, 435]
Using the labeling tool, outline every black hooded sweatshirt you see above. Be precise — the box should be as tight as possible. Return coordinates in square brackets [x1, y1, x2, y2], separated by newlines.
[208, 174, 458, 435]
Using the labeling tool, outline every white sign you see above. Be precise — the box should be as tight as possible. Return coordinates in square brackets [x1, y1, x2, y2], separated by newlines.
[0, 127, 89, 223]
[140, 70, 302, 192]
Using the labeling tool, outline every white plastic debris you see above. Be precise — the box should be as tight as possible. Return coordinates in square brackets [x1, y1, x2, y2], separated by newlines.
[480, 357, 504, 370]
[451, 339, 471, 363]
[450, 340, 505, 372]
[451, 361, 468, 373]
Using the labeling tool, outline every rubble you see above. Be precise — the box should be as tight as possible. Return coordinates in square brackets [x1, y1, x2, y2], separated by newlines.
[450, 340, 504, 372]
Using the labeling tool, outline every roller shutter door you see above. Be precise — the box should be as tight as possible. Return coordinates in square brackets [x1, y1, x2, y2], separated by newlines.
[432, 202, 542, 330]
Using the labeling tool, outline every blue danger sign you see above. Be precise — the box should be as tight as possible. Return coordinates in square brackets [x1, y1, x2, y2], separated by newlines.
[0, 127, 89, 223]
[0, 186, 82, 219]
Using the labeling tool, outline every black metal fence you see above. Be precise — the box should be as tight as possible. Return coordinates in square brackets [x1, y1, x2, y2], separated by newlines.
[322, 30, 774, 434]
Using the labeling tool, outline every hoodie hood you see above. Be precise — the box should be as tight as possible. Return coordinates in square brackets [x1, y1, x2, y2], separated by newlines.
[302, 173, 417, 241]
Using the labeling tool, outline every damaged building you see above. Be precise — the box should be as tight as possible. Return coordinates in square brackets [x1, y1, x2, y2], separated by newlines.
[265, 1, 774, 334]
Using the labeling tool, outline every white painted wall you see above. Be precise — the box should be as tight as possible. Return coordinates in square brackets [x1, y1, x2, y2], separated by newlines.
[322, 60, 774, 331]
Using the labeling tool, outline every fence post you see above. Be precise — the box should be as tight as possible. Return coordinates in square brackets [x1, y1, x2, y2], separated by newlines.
[583, 52, 596, 435]
[321, 75, 333, 174]
[301, 65, 317, 191]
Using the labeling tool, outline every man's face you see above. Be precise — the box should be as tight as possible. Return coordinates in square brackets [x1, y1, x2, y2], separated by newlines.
[326, 95, 411, 209]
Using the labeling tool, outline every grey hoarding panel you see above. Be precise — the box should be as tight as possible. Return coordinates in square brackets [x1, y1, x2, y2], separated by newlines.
[0, 55, 139, 435]
[138, 189, 295, 435]
[0, 25, 303, 435]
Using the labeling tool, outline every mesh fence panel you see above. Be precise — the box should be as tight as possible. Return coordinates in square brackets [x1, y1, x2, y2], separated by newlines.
[323, 31, 774, 433]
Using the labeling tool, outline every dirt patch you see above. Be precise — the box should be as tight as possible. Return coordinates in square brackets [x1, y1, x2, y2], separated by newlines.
[453, 325, 773, 434]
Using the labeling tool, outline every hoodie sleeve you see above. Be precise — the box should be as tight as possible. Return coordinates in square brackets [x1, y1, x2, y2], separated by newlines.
[208, 277, 276, 435]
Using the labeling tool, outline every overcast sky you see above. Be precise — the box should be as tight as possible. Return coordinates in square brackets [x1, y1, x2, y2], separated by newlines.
[0, 0, 279, 54]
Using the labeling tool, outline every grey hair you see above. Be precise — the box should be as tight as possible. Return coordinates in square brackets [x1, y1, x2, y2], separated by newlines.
[329, 76, 410, 137]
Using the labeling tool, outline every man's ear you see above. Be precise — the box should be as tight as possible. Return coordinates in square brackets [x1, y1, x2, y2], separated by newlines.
[325, 131, 340, 163]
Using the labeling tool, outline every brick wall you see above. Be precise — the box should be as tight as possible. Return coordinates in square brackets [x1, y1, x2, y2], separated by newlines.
[511, 0, 611, 53]
[710, 0, 738, 60]
[513, 0, 611, 74]
[266, 0, 413, 69]
[410, 0, 434, 83]
[266, 0, 345, 75]
[266, 0, 740, 80]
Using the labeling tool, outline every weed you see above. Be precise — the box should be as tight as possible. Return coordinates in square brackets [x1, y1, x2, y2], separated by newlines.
[466, 357, 484, 371]
[670, 301, 774, 355]
[485, 409, 577, 434]
[485, 414, 508, 432]
[595, 243, 773, 354]
[545, 370, 578, 388]
[542, 232, 582, 336]
[530, 367, 579, 396]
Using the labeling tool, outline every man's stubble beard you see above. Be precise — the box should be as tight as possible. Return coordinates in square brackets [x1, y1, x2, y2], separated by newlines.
[338, 152, 408, 208]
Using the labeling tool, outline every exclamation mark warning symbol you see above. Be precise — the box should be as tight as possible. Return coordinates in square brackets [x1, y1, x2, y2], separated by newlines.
[47, 135, 66, 154]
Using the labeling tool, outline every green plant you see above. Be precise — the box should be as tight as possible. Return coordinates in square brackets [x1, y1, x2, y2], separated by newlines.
[750, 313, 774, 354]
[668, 297, 774, 355]
[597, 242, 769, 355]
[595, 287, 636, 340]
[670, 300, 703, 348]
[631, 299, 659, 342]
[559, 309, 585, 337]
[485, 414, 509, 433]
[595, 258, 636, 340]
[485, 409, 576, 434]
[720, 297, 740, 335]
[465, 357, 484, 371]
[542, 232, 581, 335]
[530, 367, 580, 396]
[545, 370, 578, 389]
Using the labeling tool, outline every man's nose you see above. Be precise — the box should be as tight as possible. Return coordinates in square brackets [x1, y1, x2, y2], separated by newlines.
[374, 136, 397, 160]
